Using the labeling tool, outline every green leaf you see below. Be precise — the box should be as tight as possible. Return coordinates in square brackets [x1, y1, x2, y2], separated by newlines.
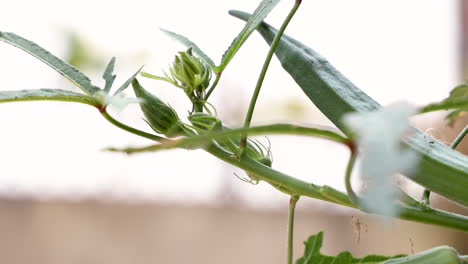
[0, 32, 100, 95]
[381, 246, 462, 264]
[230, 11, 468, 207]
[113, 65, 144, 95]
[0, 89, 99, 106]
[296, 232, 405, 264]
[103, 57, 116, 93]
[420, 83, 468, 124]
[141, 72, 177, 85]
[160, 28, 216, 69]
[446, 110, 465, 125]
[218, 0, 280, 72]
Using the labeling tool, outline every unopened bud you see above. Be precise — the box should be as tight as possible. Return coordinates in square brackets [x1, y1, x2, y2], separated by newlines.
[169, 48, 211, 100]
[188, 112, 221, 131]
[132, 79, 184, 137]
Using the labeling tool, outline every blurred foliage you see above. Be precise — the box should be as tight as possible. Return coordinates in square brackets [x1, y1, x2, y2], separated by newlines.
[64, 31, 104, 70]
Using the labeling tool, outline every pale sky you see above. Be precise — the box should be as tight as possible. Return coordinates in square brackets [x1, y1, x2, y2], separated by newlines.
[0, 0, 460, 208]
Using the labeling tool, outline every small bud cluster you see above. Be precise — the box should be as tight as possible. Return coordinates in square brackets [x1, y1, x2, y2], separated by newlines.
[188, 112, 272, 183]
[168, 48, 211, 103]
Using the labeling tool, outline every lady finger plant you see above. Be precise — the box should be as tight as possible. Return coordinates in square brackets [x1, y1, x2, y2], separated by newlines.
[0, 0, 467, 263]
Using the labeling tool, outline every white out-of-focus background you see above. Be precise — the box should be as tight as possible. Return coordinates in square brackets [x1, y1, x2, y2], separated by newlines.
[0, 1, 467, 263]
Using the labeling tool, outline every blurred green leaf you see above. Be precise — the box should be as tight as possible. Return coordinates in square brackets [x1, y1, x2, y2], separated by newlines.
[65, 31, 104, 70]
[420, 83, 468, 124]
[381, 246, 462, 264]
[297, 232, 405, 264]
[0, 31, 100, 95]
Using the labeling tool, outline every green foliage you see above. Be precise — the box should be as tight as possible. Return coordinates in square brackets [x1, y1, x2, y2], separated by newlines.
[0, 31, 100, 95]
[296, 232, 405, 264]
[1, 2, 468, 263]
[160, 28, 216, 69]
[218, 0, 279, 73]
[381, 247, 463, 264]
[187, 112, 272, 174]
[420, 83, 468, 125]
[102, 57, 117, 93]
[230, 10, 468, 207]
[113, 66, 144, 95]
[0, 89, 99, 106]
[65, 31, 104, 70]
[142, 48, 211, 112]
[159, 0, 279, 73]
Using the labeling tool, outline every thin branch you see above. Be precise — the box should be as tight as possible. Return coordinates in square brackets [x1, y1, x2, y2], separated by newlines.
[239, 1, 302, 156]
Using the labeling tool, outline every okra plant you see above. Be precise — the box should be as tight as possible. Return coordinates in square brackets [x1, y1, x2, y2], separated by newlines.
[1, 0, 467, 263]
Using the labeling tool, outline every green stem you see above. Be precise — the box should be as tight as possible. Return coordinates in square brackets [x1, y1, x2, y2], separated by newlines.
[423, 125, 467, 204]
[108, 123, 347, 154]
[451, 125, 468, 149]
[100, 108, 164, 141]
[287, 196, 299, 264]
[205, 143, 352, 205]
[344, 151, 360, 206]
[239, 1, 301, 155]
[205, 72, 221, 100]
[397, 188, 424, 208]
[398, 206, 468, 231]
[99, 110, 468, 231]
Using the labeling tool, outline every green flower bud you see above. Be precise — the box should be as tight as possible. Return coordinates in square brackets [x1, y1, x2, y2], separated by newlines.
[132, 79, 184, 137]
[188, 112, 221, 131]
[169, 48, 211, 100]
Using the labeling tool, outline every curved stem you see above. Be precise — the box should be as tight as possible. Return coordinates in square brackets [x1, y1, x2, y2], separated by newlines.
[287, 196, 299, 264]
[423, 125, 467, 204]
[100, 109, 164, 141]
[239, 1, 302, 155]
[205, 72, 221, 100]
[344, 151, 360, 206]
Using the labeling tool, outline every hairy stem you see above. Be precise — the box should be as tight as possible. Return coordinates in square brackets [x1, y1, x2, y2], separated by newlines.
[239, 1, 302, 155]
[287, 196, 299, 264]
